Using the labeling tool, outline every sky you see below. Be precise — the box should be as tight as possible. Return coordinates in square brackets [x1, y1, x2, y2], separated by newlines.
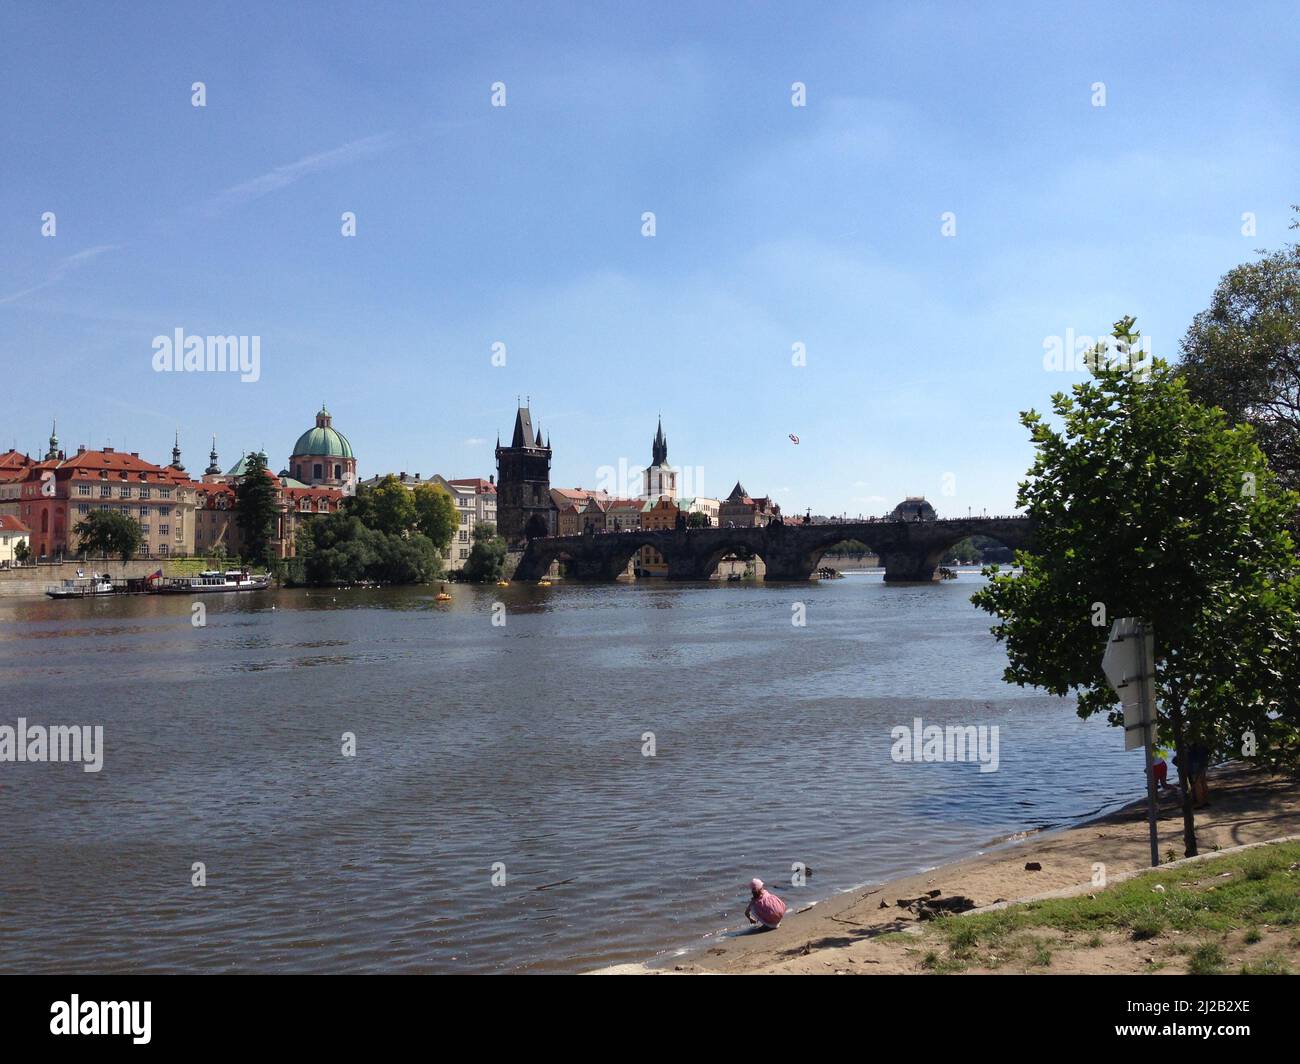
[2, 1, 1297, 516]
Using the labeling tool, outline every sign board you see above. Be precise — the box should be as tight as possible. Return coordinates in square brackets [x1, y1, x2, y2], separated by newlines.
[1102, 617, 1155, 751]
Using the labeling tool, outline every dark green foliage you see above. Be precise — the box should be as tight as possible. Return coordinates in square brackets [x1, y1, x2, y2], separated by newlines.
[73, 509, 142, 561]
[462, 521, 507, 582]
[973, 318, 1300, 855]
[234, 452, 278, 567]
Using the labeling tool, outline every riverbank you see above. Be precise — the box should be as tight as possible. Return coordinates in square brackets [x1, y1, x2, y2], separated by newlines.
[600, 761, 1300, 974]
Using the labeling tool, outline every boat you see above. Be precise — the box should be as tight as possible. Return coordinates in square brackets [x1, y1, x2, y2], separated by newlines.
[536, 579, 552, 587]
[46, 573, 115, 598]
[155, 569, 271, 594]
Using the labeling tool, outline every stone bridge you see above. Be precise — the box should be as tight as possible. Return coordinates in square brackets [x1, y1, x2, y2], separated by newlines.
[513, 517, 1033, 583]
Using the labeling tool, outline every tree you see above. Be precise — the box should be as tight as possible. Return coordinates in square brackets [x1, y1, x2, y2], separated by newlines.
[302, 513, 443, 586]
[413, 482, 459, 550]
[686, 510, 710, 528]
[1179, 212, 1300, 505]
[972, 318, 1300, 858]
[14, 540, 30, 564]
[73, 510, 143, 561]
[367, 475, 418, 536]
[462, 521, 507, 582]
[235, 452, 279, 566]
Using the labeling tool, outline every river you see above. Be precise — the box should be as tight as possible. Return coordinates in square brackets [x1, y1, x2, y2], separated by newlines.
[0, 573, 1139, 973]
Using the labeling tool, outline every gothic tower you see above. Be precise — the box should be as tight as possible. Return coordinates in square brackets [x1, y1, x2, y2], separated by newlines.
[495, 404, 552, 545]
[642, 416, 677, 501]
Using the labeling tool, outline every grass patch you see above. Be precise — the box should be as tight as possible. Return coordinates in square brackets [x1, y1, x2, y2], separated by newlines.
[1188, 943, 1226, 975]
[913, 840, 1300, 974]
[1239, 953, 1291, 976]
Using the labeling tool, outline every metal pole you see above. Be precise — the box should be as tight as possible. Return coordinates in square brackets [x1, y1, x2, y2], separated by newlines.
[1139, 622, 1160, 867]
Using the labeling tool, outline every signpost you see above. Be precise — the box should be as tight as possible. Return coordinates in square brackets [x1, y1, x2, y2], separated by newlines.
[1102, 618, 1160, 867]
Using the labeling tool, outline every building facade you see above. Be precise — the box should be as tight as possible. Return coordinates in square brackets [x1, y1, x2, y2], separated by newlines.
[0, 449, 35, 518]
[0, 514, 30, 564]
[718, 481, 781, 527]
[18, 441, 197, 558]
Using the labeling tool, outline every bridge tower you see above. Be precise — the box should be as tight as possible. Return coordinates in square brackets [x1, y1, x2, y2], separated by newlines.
[495, 404, 552, 545]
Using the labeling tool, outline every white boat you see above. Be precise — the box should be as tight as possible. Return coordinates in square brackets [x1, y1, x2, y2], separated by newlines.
[46, 573, 115, 598]
[156, 569, 272, 594]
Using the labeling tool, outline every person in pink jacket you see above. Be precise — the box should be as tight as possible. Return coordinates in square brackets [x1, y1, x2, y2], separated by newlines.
[745, 878, 788, 930]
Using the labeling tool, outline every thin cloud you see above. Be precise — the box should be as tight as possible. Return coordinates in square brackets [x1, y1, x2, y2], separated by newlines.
[204, 132, 397, 215]
[0, 244, 119, 305]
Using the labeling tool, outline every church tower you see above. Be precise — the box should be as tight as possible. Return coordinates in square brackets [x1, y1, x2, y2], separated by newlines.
[495, 404, 552, 545]
[642, 416, 677, 501]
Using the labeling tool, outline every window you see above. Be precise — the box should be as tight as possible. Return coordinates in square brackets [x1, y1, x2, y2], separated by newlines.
[158, 507, 170, 517]
[77, 503, 88, 514]
[459, 548, 469, 560]
[140, 524, 150, 534]
[333, 464, 341, 479]
[77, 484, 91, 496]
[140, 487, 151, 499]
[313, 463, 322, 480]
[159, 488, 171, 499]
[158, 543, 169, 556]
[160, 525, 169, 536]
[459, 530, 469, 543]
[99, 485, 112, 497]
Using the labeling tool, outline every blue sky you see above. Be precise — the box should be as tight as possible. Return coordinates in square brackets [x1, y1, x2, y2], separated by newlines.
[2, 1, 1297, 515]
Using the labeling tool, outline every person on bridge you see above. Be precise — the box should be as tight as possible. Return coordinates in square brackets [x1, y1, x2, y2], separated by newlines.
[744, 878, 787, 930]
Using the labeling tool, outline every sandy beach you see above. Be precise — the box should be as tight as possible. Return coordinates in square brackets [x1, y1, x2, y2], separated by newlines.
[599, 762, 1300, 974]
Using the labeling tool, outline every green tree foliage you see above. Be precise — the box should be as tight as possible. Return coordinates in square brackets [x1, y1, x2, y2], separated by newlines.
[302, 513, 443, 586]
[14, 540, 30, 563]
[366, 475, 418, 535]
[73, 510, 143, 561]
[686, 510, 710, 528]
[462, 521, 507, 582]
[1179, 214, 1300, 502]
[413, 482, 459, 550]
[972, 318, 1300, 857]
[235, 452, 279, 567]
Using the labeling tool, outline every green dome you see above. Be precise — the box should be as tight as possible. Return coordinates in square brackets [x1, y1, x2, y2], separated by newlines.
[292, 425, 353, 459]
[292, 406, 353, 459]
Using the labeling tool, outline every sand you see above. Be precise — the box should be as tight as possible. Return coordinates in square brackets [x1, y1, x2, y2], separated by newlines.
[597, 762, 1300, 975]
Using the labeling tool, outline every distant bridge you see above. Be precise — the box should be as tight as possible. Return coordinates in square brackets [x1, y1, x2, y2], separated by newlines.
[513, 517, 1033, 583]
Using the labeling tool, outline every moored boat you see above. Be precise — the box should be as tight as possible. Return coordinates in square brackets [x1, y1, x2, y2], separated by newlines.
[45, 573, 115, 598]
[155, 569, 271, 594]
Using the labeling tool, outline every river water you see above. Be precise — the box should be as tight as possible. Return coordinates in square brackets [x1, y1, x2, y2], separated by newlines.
[0, 573, 1140, 973]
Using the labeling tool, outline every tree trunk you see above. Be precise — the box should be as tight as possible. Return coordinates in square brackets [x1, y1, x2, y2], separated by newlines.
[1170, 705, 1198, 858]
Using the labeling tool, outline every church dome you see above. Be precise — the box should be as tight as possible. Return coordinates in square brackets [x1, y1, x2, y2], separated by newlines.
[292, 405, 353, 459]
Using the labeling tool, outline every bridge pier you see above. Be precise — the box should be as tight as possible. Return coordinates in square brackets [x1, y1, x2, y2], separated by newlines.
[761, 559, 816, 582]
[881, 549, 941, 582]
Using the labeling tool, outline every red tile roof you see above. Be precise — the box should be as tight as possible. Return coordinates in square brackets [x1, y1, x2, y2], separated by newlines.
[0, 514, 30, 533]
[447, 478, 496, 493]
